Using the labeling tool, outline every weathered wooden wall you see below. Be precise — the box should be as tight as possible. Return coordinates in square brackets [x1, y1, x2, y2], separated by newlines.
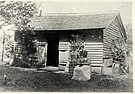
[59, 30, 104, 65]
[59, 42, 70, 63]
[83, 30, 103, 65]
[35, 30, 104, 67]
[85, 42, 103, 65]
[103, 16, 124, 58]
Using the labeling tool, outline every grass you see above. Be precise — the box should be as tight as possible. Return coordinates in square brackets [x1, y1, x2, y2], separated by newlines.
[0, 64, 133, 92]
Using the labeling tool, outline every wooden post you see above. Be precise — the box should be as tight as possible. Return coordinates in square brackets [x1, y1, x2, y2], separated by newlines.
[1, 32, 5, 62]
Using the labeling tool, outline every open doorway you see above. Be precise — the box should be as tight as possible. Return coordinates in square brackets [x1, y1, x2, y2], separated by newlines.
[46, 34, 59, 67]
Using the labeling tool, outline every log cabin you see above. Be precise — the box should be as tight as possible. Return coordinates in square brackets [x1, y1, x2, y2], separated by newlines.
[14, 12, 127, 74]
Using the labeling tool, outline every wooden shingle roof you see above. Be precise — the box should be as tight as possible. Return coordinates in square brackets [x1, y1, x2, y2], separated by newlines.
[29, 13, 118, 30]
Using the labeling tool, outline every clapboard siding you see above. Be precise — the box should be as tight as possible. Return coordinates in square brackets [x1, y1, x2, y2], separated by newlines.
[109, 24, 120, 31]
[85, 42, 103, 64]
[104, 28, 121, 38]
[59, 42, 104, 65]
[59, 42, 69, 51]
[116, 14, 126, 38]
[59, 42, 70, 67]
[103, 16, 123, 58]
[104, 32, 120, 39]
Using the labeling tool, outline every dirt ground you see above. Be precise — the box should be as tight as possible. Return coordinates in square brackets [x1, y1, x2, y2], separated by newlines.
[0, 64, 133, 92]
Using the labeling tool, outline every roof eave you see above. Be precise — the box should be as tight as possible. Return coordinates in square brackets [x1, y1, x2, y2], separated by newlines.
[33, 27, 105, 31]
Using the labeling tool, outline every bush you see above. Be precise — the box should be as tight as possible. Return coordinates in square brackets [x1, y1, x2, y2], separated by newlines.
[11, 58, 31, 68]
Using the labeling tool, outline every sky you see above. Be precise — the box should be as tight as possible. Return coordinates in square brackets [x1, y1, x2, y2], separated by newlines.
[37, 2, 132, 25]
[0, 1, 132, 38]
[0, 1, 133, 57]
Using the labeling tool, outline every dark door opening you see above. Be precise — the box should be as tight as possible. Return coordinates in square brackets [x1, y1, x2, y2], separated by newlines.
[46, 34, 59, 67]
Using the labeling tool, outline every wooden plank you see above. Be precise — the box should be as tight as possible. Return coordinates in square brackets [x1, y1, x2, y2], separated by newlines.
[59, 44, 68, 46]
[86, 50, 104, 52]
[85, 43, 103, 44]
[103, 52, 112, 56]
[89, 58, 103, 61]
[103, 46, 112, 50]
[104, 27, 121, 36]
[89, 58, 103, 60]
[103, 39, 114, 44]
[104, 31, 120, 39]
[88, 55, 103, 57]
[103, 51, 113, 55]
[86, 48, 103, 50]
[104, 31, 118, 37]
[103, 42, 111, 46]
[91, 63, 103, 66]
[103, 52, 113, 55]
[105, 28, 119, 35]
[85, 45, 103, 47]
[103, 52, 112, 55]
[104, 33, 120, 39]
[59, 42, 69, 50]
[59, 42, 69, 45]
[88, 57, 103, 60]
[87, 52, 103, 55]
[87, 50, 103, 52]
[85, 45, 103, 48]
[103, 53, 112, 56]
[84, 42, 104, 64]
[103, 49, 112, 52]
[87, 53, 103, 55]
[103, 40, 113, 45]
[109, 24, 119, 32]
[103, 45, 111, 49]
[85, 47, 104, 50]
[104, 30, 121, 38]
[103, 49, 112, 53]
[85, 43, 103, 45]
[88, 56, 103, 59]
[103, 42, 120, 48]
[59, 62, 67, 65]
[88, 51, 103, 54]
[85, 47, 103, 50]
[85, 42, 103, 45]
[103, 41, 113, 46]
[88, 54, 103, 56]
[59, 47, 68, 49]
[88, 51, 103, 53]
[90, 61, 103, 63]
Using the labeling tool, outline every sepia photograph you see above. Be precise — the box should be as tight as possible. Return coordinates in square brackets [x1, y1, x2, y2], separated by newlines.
[0, 0, 133, 92]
